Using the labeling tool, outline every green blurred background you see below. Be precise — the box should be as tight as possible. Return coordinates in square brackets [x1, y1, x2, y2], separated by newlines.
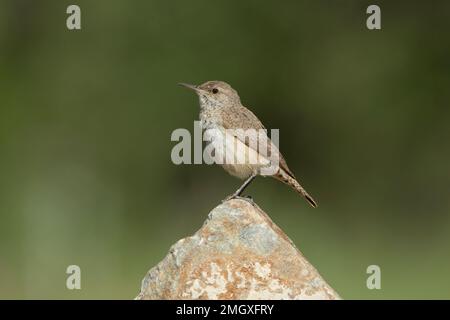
[0, 0, 449, 299]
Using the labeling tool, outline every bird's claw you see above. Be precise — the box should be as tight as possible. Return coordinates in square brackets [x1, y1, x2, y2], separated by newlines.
[222, 194, 237, 202]
[222, 194, 254, 204]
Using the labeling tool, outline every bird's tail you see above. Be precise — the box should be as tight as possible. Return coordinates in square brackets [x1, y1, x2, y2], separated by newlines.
[274, 169, 318, 208]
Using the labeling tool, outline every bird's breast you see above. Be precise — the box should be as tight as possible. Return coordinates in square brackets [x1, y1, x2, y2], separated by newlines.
[201, 123, 272, 180]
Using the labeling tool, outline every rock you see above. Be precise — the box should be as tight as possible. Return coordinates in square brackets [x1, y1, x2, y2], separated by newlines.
[136, 199, 340, 300]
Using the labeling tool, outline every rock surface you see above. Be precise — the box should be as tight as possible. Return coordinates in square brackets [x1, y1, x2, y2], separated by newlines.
[136, 199, 340, 300]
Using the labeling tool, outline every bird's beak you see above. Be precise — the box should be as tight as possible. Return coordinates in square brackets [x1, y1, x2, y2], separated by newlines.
[178, 83, 209, 95]
[178, 83, 199, 91]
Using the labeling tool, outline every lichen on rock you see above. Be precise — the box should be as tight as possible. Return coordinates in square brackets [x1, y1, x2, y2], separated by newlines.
[136, 199, 340, 300]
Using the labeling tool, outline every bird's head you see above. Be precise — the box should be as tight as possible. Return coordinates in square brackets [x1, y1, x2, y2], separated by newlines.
[179, 80, 241, 108]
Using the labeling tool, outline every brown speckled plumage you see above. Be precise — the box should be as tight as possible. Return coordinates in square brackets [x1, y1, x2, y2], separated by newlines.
[180, 80, 317, 208]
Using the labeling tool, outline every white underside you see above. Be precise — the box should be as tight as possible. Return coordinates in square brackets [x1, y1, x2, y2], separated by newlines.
[202, 125, 279, 179]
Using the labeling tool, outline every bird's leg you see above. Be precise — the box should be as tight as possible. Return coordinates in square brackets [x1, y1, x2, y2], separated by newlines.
[224, 173, 257, 201]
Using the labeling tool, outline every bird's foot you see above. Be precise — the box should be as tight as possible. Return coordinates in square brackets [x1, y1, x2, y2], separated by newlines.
[222, 194, 254, 204]
[222, 193, 237, 202]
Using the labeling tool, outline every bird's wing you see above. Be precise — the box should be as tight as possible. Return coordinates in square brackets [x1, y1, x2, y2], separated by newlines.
[221, 106, 296, 178]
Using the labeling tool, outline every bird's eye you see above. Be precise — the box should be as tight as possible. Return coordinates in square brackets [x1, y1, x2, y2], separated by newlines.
[212, 88, 219, 94]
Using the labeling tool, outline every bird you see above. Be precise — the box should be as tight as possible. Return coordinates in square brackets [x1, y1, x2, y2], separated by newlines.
[179, 80, 317, 208]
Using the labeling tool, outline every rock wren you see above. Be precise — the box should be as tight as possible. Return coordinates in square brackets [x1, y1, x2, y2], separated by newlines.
[179, 80, 317, 208]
